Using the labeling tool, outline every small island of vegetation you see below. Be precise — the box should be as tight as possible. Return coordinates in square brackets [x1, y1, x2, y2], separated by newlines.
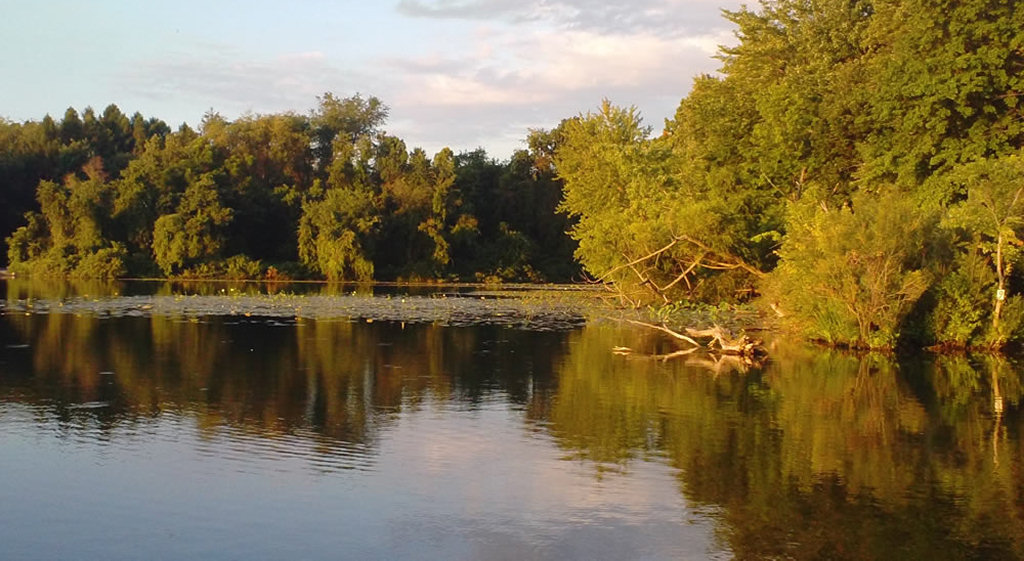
[2, 0, 1022, 351]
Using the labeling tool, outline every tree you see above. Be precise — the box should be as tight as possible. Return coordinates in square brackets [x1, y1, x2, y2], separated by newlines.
[113, 125, 213, 267]
[859, 0, 1024, 187]
[202, 112, 313, 262]
[768, 191, 936, 348]
[297, 186, 378, 281]
[944, 153, 1024, 344]
[152, 173, 233, 276]
[6, 168, 126, 278]
[3, 95, 580, 283]
[556, 101, 767, 305]
[311, 93, 388, 177]
[297, 134, 380, 281]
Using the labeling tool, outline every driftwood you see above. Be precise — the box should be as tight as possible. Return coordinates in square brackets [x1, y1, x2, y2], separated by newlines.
[620, 319, 764, 358]
[613, 340, 763, 373]
[684, 325, 762, 356]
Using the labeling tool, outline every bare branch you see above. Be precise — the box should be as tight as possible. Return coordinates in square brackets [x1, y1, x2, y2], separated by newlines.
[678, 235, 766, 278]
[599, 238, 680, 281]
[623, 319, 701, 347]
[659, 253, 705, 293]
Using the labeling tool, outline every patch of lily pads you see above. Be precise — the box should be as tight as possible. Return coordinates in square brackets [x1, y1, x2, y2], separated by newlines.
[0, 289, 595, 331]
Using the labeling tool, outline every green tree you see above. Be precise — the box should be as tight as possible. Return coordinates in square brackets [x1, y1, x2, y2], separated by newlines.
[769, 191, 936, 348]
[859, 0, 1024, 187]
[152, 173, 233, 276]
[557, 101, 767, 304]
[6, 168, 126, 278]
[202, 112, 313, 262]
[113, 125, 212, 270]
[944, 153, 1024, 345]
[297, 187, 377, 281]
[311, 92, 388, 178]
[297, 136, 379, 281]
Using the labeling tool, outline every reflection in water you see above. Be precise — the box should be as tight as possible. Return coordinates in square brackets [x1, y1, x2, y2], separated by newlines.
[0, 312, 566, 461]
[1, 287, 1024, 559]
[539, 326, 1024, 559]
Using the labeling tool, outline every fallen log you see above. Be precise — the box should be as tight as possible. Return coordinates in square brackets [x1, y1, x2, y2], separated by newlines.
[684, 326, 761, 356]
[622, 319, 763, 357]
[624, 319, 701, 347]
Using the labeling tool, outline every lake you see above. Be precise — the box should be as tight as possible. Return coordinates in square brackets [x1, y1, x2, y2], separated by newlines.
[1, 279, 1022, 560]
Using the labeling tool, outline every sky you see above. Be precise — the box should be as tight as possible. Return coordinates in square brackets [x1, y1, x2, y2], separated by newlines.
[1, 0, 745, 159]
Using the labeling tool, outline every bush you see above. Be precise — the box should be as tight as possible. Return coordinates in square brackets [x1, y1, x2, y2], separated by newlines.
[982, 295, 1024, 348]
[71, 245, 128, 279]
[223, 255, 263, 280]
[918, 251, 992, 348]
[767, 191, 937, 349]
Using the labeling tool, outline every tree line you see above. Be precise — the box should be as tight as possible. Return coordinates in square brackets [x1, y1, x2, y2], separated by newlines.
[1, 94, 578, 284]
[554, 0, 1024, 350]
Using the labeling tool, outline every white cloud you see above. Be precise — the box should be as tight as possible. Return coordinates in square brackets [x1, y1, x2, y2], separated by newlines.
[380, 17, 736, 156]
[390, 28, 727, 107]
[115, 1, 742, 158]
[381, 0, 744, 155]
[120, 48, 375, 120]
[398, 0, 739, 36]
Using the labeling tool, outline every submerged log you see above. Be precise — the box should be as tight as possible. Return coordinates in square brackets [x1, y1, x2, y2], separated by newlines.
[684, 325, 761, 356]
[622, 319, 764, 357]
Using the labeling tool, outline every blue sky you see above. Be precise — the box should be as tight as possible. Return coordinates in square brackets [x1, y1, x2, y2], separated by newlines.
[1, 0, 744, 158]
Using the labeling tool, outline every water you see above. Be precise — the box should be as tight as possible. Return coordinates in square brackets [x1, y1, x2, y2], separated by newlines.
[1, 280, 1022, 560]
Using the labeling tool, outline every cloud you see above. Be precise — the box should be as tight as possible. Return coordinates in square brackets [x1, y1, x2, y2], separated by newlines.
[388, 28, 728, 109]
[382, 0, 745, 155]
[115, 1, 742, 158]
[119, 48, 375, 120]
[397, 0, 736, 37]
[379, 19, 735, 156]
[397, 0, 530, 20]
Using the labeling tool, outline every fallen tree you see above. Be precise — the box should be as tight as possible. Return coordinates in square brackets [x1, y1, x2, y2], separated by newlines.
[618, 319, 764, 358]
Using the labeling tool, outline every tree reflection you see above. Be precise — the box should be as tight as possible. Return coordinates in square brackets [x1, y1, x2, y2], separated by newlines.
[2, 306, 1023, 557]
[0, 312, 562, 454]
[544, 327, 1024, 559]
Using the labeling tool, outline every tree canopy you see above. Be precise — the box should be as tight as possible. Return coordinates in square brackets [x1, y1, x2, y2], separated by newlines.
[552, 0, 1024, 349]
[2, 95, 578, 284]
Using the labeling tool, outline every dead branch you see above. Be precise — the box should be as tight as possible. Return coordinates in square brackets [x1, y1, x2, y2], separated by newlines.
[620, 318, 764, 357]
[686, 325, 762, 355]
[678, 235, 766, 279]
[612, 346, 701, 361]
[600, 238, 680, 281]
[612, 345, 762, 373]
[624, 319, 701, 347]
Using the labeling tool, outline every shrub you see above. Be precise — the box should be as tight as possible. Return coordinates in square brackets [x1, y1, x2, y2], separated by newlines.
[924, 251, 993, 347]
[223, 255, 263, 280]
[768, 191, 936, 349]
[71, 245, 128, 279]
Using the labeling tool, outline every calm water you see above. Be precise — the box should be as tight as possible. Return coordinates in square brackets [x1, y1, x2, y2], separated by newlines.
[1, 280, 1022, 560]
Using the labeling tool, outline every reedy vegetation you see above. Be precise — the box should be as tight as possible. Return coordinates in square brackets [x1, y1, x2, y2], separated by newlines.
[3, 0, 1023, 349]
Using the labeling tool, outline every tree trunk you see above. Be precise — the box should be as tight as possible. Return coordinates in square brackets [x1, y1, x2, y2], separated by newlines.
[994, 231, 1005, 331]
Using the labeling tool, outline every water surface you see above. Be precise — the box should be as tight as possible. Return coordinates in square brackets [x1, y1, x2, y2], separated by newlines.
[1, 280, 1022, 560]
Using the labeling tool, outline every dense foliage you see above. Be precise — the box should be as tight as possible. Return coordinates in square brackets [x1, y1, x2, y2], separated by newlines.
[2, 95, 578, 283]
[554, 0, 1024, 349]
